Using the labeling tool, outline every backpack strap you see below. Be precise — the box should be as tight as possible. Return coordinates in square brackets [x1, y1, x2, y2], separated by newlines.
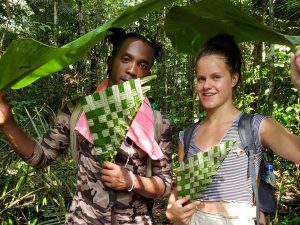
[238, 113, 260, 225]
[153, 110, 163, 142]
[69, 102, 83, 166]
[147, 110, 163, 177]
[183, 120, 201, 160]
[146, 109, 164, 219]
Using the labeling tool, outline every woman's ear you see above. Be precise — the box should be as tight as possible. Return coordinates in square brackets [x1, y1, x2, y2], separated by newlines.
[232, 73, 239, 87]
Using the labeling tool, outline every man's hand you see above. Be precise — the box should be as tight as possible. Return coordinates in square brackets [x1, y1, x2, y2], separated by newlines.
[291, 49, 300, 95]
[0, 91, 13, 129]
[100, 161, 132, 191]
[166, 194, 199, 225]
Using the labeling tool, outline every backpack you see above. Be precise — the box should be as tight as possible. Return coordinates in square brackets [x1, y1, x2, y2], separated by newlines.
[182, 113, 276, 225]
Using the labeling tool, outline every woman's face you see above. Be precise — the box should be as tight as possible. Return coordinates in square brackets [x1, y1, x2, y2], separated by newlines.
[195, 55, 238, 110]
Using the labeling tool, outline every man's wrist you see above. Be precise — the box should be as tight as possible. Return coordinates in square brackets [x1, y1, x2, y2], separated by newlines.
[0, 117, 16, 133]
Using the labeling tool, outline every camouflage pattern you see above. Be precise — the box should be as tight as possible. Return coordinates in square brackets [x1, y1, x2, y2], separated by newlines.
[24, 104, 172, 225]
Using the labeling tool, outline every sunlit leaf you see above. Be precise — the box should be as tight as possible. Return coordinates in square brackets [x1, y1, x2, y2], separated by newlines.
[165, 0, 300, 54]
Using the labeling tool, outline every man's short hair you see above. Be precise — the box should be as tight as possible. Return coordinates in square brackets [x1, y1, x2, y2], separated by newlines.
[107, 28, 163, 63]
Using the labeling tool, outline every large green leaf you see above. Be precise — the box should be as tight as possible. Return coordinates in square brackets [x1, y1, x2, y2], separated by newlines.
[165, 0, 300, 54]
[0, 0, 175, 90]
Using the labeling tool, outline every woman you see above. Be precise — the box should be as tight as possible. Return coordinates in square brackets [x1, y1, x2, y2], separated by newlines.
[166, 34, 300, 225]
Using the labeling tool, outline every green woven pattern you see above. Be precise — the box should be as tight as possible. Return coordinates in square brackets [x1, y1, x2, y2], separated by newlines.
[81, 75, 156, 164]
[176, 140, 234, 201]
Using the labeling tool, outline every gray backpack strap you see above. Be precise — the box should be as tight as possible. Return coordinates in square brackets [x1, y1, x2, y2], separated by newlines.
[146, 157, 152, 177]
[146, 109, 164, 218]
[183, 120, 201, 160]
[69, 102, 83, 165]
[146, 110, 163, 177]
[153, 110, 163, 142]
[238, 113, 260, 225]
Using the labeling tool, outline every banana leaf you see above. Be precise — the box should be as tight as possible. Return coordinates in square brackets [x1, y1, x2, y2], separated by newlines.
[165, 0, 300, 55]
[0, 0, 175, 90]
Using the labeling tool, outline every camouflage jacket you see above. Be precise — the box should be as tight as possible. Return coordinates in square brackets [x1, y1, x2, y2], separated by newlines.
[24, 104, 172, 225]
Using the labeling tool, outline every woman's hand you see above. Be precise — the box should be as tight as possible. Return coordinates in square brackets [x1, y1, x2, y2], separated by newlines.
[166, 191, 199, 225]
[291, 49, 300, 95]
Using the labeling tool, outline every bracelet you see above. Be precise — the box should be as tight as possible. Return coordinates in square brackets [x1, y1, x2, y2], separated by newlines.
[127, 170, 135, 192]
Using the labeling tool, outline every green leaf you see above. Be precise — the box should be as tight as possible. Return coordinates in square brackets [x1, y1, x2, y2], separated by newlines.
[81, 75, 156, 165]
[0, 0, 175, 90]
[165, 0, 300, 54]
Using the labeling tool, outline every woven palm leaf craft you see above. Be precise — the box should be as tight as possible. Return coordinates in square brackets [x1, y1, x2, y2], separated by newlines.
[81, 75, 156, 164]
[176, 140, 234, 201]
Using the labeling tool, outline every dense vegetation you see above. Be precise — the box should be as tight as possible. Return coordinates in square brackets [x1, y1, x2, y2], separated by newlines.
[0, 0, 299, 224]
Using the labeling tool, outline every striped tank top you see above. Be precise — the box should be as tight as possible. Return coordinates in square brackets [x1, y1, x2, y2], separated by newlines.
[179, 112, 268, 204]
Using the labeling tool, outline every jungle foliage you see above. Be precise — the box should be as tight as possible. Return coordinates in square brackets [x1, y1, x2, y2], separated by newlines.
[0, 0, 299, 224]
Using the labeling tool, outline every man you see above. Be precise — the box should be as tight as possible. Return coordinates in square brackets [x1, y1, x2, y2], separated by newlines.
[0, 28, 172, 224]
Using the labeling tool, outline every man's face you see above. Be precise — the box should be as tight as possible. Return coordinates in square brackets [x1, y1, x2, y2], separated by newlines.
[109, 37, 154, 85]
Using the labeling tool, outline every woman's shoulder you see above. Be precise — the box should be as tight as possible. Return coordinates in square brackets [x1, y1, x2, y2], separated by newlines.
[238, 113, 271, 126]
[252, 114, 271, 125]
[238, 113, 272, 140]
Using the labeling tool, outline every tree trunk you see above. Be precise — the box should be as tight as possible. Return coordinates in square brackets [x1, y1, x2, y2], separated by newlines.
[76, 0, 86, 92]
[186, 55, 195, 122]
[266, 0, 275, 116]
[0, 0, 11, 55]
[89, 47, 99, 92]
[77, 0, 85, 36]
[53, 0, 58, 46]
[266, 0, 275, 162]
